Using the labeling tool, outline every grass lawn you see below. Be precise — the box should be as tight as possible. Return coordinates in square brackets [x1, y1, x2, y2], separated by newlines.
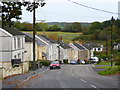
[98, 66, 120, 75]
[96, 61, 111, 65]
[23, 31, 82, 43]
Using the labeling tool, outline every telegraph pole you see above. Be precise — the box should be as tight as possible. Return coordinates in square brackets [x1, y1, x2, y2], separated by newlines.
[26, 0, 46, 74]
[58, 36, 60, 61]
[33, 0, 36, 74]
[110, 16, 114, 67]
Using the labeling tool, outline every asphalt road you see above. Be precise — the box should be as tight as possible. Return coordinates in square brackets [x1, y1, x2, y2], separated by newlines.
[21, 64, 119, 89]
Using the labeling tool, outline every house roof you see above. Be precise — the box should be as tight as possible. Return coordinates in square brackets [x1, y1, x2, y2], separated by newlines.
[37, 35, 52, 44]
[60, 41, 71, 49]
[3, 26, 25, 36]
[40, 35, 57, 44]
[24, 33, 47, 46]
[69, 43, 79, 50]
[73, 43, 86, 50]
[24, 33, 33, 42]
[83, 43, 102, 49]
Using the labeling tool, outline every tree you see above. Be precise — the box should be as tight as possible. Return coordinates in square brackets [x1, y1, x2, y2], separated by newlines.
[48, 24, 60, 31]
[35, 22, 48, 31]
[1, 1, 45, 27]
[88, 22, 101, 34]
[63, 22, 82, 32]
[1, 2, 29, 27]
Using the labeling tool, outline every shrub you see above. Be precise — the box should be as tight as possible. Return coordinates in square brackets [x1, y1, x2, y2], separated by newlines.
[115, 60, 120, 66]
[63, 59, 68, 64]
[40, 60, 51, 66]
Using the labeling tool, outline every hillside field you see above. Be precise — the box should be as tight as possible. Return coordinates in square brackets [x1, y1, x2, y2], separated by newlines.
[23, 31, 82, 43]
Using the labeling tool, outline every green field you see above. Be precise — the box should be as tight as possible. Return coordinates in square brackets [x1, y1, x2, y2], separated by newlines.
[23, 31, 82, 43]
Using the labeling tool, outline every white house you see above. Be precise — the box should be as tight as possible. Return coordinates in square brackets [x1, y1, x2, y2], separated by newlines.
[59, 41, 72, 63]
[83, 43, 103, 57]
[24, 34, 33, 61]
[0, 27, 27, 78]
[36, 35, 58, 61]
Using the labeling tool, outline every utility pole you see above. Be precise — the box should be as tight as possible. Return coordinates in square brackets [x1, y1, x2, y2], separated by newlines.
[110, 16, 114, 67]
[33, 0, 36, 74]
[106, 36, 108, 60]
[58, 36, 60, 61]
[26, 0, 46, 74]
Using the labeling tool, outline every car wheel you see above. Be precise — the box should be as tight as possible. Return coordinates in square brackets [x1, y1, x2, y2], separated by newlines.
[50, 67, 52, 69]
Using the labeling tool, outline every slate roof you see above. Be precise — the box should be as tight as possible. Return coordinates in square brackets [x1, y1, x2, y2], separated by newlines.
[3, 26, 25, 36]
[60, 41, 71, 49]
[40, 35, 57, 43]
[37, 35, 52, 44]
[83, 43, 102, 50]
[73, 43, 86, 50]
[24, 33, 47, 46]
[25, 34, 33, 42]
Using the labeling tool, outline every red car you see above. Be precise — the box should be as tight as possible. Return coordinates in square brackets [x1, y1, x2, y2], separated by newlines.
[50, 61, 61, 69]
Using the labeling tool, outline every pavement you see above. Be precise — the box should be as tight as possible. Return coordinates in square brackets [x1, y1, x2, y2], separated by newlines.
[2, 66, 49, 88]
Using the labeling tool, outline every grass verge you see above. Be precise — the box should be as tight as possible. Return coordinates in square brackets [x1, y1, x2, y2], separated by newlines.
[98, 66, 120, 75]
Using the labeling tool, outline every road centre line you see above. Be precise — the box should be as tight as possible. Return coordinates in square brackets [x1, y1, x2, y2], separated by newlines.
[80, 79, 87, 83]
[90, 84, 97, 89]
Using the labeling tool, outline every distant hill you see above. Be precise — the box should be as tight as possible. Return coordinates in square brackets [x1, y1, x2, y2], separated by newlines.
[46, 22, 91, 28]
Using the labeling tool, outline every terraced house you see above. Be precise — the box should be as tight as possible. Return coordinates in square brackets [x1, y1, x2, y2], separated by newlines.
[72, 43, 89, 61]
[37, 35, 58, 61]
[0, 27, 28, 78]
[59, 41, 72, 63]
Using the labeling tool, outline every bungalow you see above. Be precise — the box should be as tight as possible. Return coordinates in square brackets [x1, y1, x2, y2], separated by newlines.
[0, 27, 27, 78]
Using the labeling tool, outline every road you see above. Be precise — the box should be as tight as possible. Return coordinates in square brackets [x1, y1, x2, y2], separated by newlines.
[21, 64, 119, 89]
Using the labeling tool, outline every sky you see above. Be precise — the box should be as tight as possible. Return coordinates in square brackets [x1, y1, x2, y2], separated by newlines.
[20, 0, 120, 23]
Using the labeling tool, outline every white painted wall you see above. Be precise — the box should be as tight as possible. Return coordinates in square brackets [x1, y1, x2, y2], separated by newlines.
[24, 42, 33, 61]
[0, 28, 25, 62]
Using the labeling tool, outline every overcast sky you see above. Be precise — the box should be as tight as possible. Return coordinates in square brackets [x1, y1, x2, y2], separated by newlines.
[20, 0, 120, 23]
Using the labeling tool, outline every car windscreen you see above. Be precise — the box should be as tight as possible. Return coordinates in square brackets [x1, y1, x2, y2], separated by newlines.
[51, 62, 59, 64]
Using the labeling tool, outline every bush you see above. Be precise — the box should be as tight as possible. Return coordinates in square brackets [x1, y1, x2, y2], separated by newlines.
[63, 59, 68, 64]
[115, 60, 120, 66]
[40, 60, 51, 66]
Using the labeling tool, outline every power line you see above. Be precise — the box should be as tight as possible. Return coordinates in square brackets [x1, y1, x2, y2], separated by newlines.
[67, 0, 119, 15]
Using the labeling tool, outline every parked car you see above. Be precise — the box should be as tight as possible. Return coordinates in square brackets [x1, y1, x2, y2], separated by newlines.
[70, 60, 77, 64]
[89, 57, 99, 63]
[50, 61, 61, 69]
[79, 60, 85, 64]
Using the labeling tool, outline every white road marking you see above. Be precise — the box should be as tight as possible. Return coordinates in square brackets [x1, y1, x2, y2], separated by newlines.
[90, 84, 97, 88]
[72, 73, 79, 78]
[80, 79, 87, 83]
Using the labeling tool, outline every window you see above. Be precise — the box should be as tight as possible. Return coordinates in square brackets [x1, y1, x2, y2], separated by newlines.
[14, 38, 16, 49]
[18, 37, 21, 49]
[14, 55, 17, 59]
[98, 48, 100, 51]
[18, 53, 21, 59]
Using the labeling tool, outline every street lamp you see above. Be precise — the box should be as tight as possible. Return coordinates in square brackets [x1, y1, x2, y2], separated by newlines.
[25, 0, 46, 74]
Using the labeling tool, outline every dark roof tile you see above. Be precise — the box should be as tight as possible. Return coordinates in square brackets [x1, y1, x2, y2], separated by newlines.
[3, 26, 25, 36]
